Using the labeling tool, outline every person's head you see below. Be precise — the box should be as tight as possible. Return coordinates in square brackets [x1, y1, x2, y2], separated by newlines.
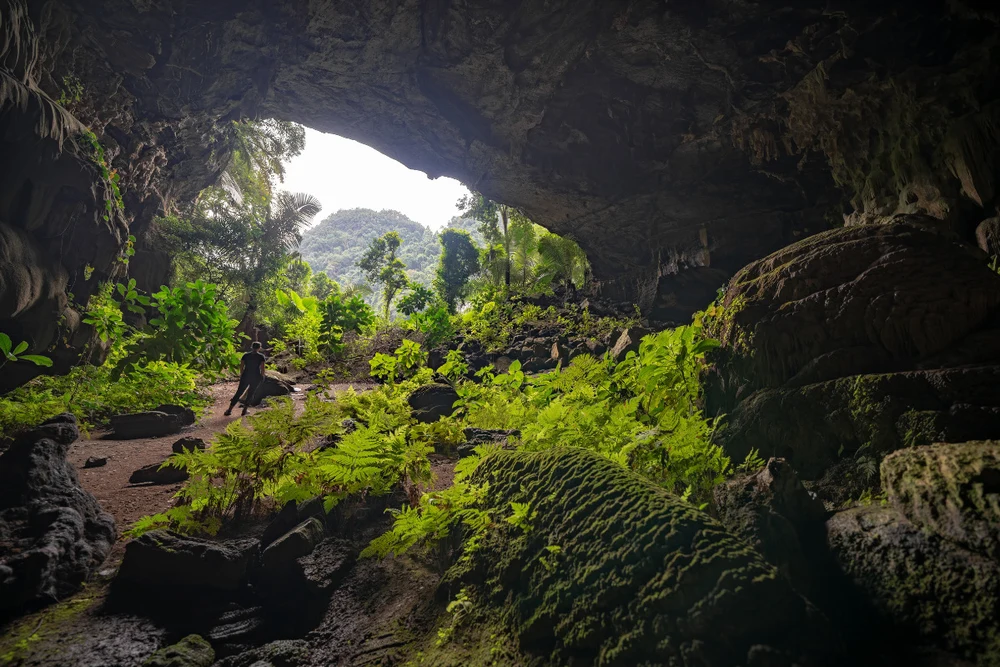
[251, 341, 261, 351]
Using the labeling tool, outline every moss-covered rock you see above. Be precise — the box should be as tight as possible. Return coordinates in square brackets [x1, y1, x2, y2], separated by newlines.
[142, 634, 214, 667]
[826, 506, 1000, 663]
[715, 366, 1000, 487]
[882, 441, 1000, 558]
[713, 458, 826, 594]
[459, 449, 841, 666]
[707, 220, 1000, 399]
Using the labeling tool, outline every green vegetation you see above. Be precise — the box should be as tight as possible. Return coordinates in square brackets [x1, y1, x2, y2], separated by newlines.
[359, 231, 410, 319]
[299, 209, 482, 290]
[0, 332, 52, 370]
[435, 229, 480, 312]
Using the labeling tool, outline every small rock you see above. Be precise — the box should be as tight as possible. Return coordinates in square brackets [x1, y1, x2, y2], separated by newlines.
[407, 383, 459, 423]
[83, 456, 108, 468]
[975, 217, 1000, 257]
[261, 518, 325, 571]
[171, 437, 206, 455]
[117, 530, 257, 592]
[110, 411, 184, 439]
[610, 327, 651, 360]
[142, 634, 214, 667]
[129, 460, 189, 485]
[550, 341, 569, 362]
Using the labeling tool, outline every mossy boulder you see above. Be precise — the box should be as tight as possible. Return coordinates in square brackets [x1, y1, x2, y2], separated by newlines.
[142, 634, 214, 667]
[707, 220, 1000, 405]
[713, 458, 826, 594]
[882, 441, 1000, 558]
[826, 506, 1000, 663]
[715, 366, 1000, 488]
[460, 448, 841, 666]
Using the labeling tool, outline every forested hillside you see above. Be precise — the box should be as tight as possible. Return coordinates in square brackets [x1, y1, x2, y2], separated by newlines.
[299, 209, 481, 287]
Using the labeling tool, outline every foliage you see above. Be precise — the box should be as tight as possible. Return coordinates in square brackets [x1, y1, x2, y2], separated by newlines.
[0, 333, 52, 370]
[535, 231, 590, 289]
[0, 341, 207, 437]
[320, 292, 376, 356]
[78, 130, 124, 220]
[437, 349, 469, 382]
[406, 305, 455, 348]
[370, 340, 426, 384]
[114, 280, 241, 377]
[367, 320, 728, 563]
[359, 231, 410, 319]
[274, 288, 324, 364]
[435, 228, 480, 312]
[129, 376, 439, 537]
[309, 271, 339, 300]
[399, 284, 436, 316]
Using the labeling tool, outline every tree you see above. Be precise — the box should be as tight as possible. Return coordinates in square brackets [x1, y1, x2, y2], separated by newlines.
[458, 192, 535, 289]
[536, 232, 590, 289]
[309, 271, 339, 300]
[398, 284, 435, 316]
[358, 231, 409, 319]
[434, 229, 480, 312]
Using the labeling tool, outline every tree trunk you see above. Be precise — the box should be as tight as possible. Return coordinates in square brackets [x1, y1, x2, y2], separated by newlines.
[501, 207, 511, 288]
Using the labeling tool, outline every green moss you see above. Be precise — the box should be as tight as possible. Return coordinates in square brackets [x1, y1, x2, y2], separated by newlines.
[0, 590, 99, 664]
[448, 449, 838, 666]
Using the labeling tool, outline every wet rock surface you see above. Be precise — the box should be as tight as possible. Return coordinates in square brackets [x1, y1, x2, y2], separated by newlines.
[0, 414, 116, 617]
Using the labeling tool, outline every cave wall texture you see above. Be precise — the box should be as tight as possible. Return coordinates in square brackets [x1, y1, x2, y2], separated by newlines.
[2, 0, 1000, 390]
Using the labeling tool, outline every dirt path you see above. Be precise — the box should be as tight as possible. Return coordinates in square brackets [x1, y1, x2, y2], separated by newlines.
[66, 381, 370, 558]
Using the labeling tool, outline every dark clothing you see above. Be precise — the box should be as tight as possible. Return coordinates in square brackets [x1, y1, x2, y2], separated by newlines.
[240, 351, 266, 379]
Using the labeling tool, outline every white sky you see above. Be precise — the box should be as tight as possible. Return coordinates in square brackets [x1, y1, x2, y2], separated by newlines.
[281, 128, 471, 231]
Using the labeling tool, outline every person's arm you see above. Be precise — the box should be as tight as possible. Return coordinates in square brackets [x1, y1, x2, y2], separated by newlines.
[239, 358, 245, 375]
[259, 357, 266, 376]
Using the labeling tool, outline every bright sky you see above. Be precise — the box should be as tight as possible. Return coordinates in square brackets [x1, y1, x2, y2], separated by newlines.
[281, 127, 471, 231]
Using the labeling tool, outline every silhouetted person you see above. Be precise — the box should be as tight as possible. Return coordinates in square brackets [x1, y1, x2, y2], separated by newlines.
[225, 341, 266, 416]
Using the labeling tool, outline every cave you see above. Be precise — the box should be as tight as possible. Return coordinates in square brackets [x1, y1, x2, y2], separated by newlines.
[3, 0, 1000, 665]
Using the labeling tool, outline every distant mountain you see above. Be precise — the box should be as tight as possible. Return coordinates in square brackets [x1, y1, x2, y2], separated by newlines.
[298, 208, 482, 290]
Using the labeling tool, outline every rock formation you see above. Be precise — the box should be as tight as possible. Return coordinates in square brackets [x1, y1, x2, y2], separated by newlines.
[0, 413, 116, 616]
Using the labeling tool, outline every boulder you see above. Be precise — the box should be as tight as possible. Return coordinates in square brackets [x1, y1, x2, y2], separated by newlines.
[142, 634, 214, 667]
[708, 220, 1000, 398]
[153, 404, 196, 426]
[715, 366, 1000, 487]
[129, 460, 189, 485]
[248, 370, 295, 407]
[881, 441, 1000, 558]
[171, 437, 206, 455]
[0, 414, 116, 615]
[464, 449, 842, 665]
[261, 518, 325, 571]
[826, 506, 1000, 663]
[117, 531, 257, 592]
[976, 217, 1000, 257]
[110, 411, 185, 439]
[713, 458, 825, 593]
[407, 383, 459, 423]
[549, 341, 569, 362]
[83, 456, 108, 468]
